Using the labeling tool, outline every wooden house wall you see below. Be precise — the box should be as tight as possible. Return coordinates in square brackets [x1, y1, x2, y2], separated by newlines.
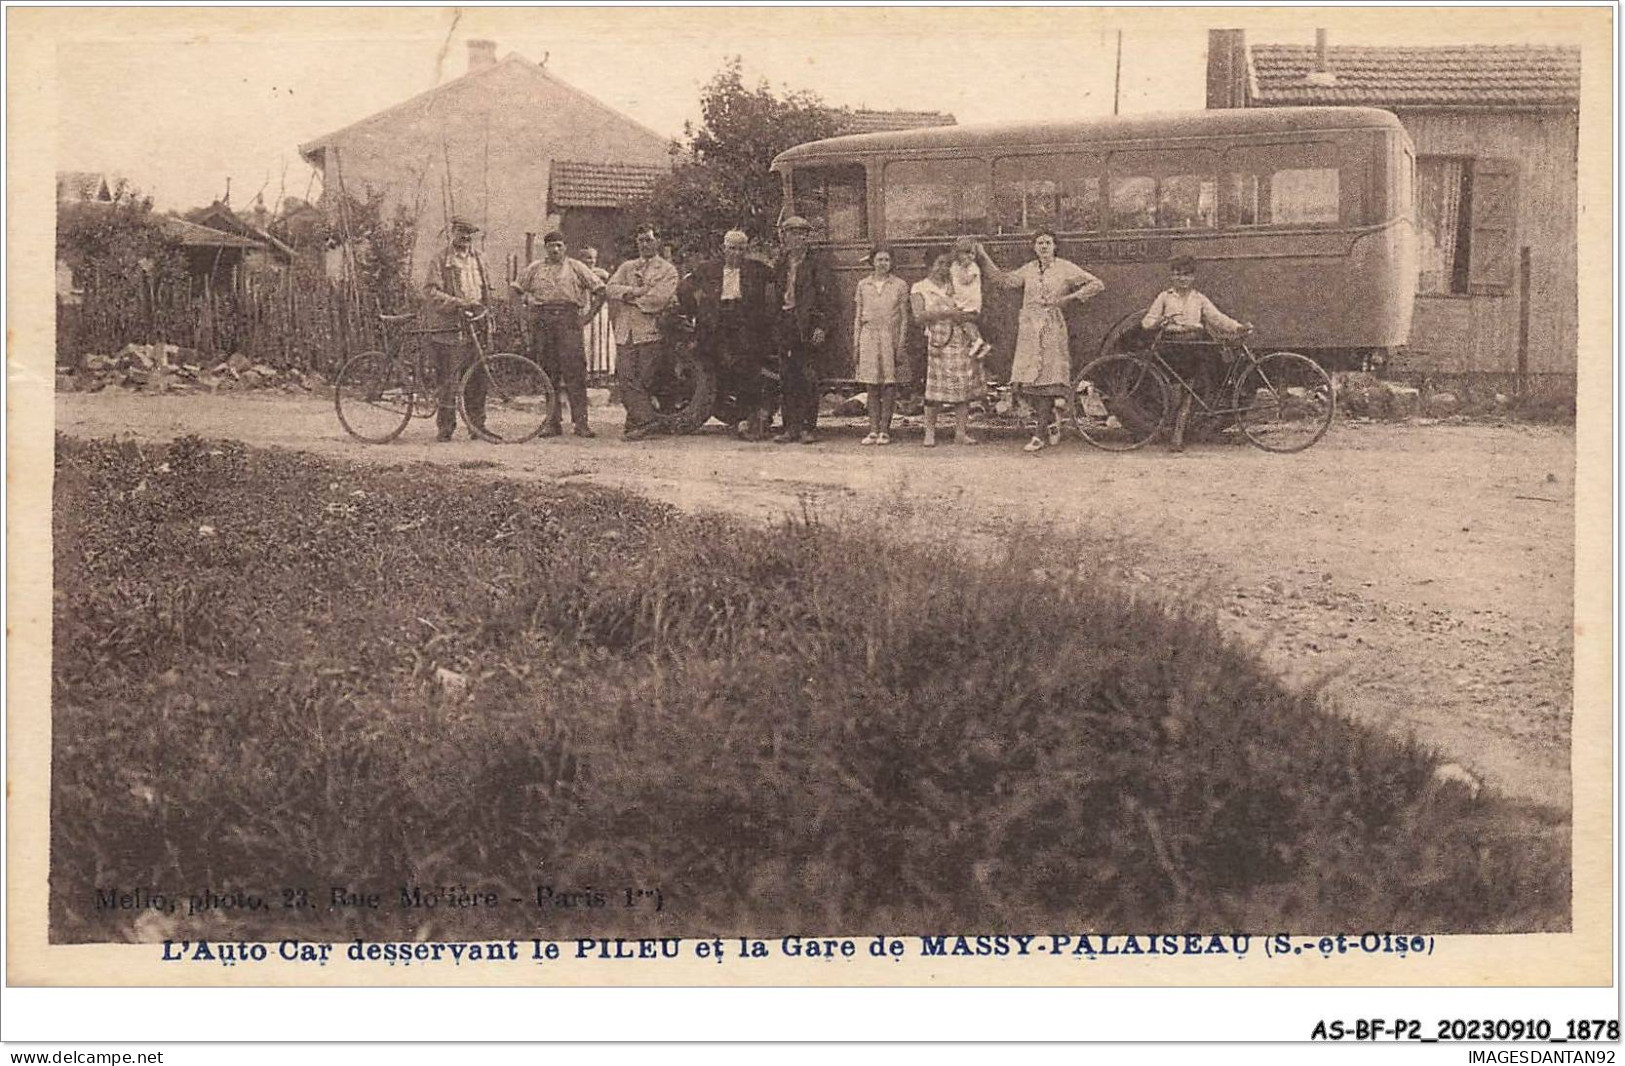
[1397, 109, 1578, 378]
[559, 208, 631, 268]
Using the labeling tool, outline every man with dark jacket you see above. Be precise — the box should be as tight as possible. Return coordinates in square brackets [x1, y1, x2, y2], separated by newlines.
[681, 229, 776, 440]
[771, 215, 832, 444]
[421, 215, 491, 441]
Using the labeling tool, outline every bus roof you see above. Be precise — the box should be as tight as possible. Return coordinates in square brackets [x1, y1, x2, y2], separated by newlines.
[772, 106, 1404, 168]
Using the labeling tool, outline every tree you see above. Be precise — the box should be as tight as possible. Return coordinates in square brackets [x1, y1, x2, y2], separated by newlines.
[55, 180, 186, 294]
[632, 58, 846, 262]
[317, 189, 420, 313]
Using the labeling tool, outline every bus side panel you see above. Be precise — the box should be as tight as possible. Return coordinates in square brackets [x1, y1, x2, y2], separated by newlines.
[814, 251, 870, 382]
[1053, 225, 1417, 362]
[812, 223, 1416, 383]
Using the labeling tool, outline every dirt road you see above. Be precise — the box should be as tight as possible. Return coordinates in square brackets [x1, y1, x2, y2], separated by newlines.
[55, 390, 1577, 808]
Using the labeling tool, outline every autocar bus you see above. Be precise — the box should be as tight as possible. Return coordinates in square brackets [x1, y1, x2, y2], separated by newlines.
[767, 106, 1417, 388]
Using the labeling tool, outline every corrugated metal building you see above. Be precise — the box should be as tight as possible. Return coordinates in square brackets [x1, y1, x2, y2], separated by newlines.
[1208, 31, 1579, 394]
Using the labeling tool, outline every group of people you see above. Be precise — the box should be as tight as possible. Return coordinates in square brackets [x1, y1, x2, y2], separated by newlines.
[423, 212, 1249, 453]
[854, 232, 1106, 451]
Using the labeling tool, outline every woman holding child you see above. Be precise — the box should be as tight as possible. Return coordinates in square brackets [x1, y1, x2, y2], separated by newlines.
[909, 249, 981, 447]
[975, 232, 1104, 453]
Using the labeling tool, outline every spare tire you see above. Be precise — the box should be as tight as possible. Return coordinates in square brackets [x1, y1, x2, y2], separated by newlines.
[649, 342, 717, 435]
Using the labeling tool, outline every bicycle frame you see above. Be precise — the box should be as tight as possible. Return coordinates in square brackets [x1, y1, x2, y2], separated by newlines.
[1139, 330, 1258, 419]
[395, 310, 493, 409]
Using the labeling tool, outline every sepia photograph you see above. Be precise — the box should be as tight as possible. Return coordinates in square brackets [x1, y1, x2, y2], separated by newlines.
[5, 4, 1613, 1029]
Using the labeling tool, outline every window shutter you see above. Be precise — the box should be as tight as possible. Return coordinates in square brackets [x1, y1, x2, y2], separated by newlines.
[1467, 157, 1518, 295]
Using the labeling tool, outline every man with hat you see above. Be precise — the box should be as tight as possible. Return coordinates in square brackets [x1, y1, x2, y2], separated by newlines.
[680, 229, 775, 440]
[511, 230, 607, 437]
[771, 215, 832, 444]
[604, 224, 680, 441]
[422, 214, 491, 441]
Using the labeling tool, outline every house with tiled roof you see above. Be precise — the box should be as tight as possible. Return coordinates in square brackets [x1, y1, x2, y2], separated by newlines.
[299, 40, 671, 286]
[160, 216, 271, 292]
[1209, 30, 1579, 392]
[187, 200, 297, 278]
[545, 160, 669, 261]
[831, 108, 956, 135]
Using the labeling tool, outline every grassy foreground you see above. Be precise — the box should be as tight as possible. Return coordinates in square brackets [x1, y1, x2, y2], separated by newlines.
[50, 435, 1568, 943]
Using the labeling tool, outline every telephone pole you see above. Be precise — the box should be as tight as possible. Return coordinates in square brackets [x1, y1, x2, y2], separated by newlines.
[1113, 31, 1123, 115]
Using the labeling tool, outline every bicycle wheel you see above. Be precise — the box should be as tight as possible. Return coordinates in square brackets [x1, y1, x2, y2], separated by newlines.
[1233, 351, 1335, 453]
[462, 352, 553, 443]
[1072, 353, 1171, 451]
[334, 350, 413, 444]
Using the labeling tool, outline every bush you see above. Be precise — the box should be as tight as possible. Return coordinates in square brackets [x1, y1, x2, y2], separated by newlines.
[50, 436, 1569, 943]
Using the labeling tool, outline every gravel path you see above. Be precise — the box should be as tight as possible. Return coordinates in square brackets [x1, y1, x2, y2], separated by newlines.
[56, 390, 1577, 809]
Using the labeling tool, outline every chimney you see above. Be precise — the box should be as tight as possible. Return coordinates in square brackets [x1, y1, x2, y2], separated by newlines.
[1306, 29, 1337, 87]
[467, 39, 497, 75]
[1206, 29, 1248, 109]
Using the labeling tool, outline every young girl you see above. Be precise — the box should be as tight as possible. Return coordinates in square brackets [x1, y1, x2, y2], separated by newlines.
[853, 246, 910, 445]
[909, 249, 980, 447]
[950, 236, 993, 366]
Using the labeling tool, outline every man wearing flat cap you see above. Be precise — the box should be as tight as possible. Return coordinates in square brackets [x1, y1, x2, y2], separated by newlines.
[771, 215, 832, 444]
[680, 229, 775, 440]
[605, 224, 681, 440]
[512, 230, 607, 437]
[422, 214, 491, 441]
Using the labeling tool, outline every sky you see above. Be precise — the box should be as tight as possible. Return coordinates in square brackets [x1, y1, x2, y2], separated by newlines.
[47, 6, 1596, 213]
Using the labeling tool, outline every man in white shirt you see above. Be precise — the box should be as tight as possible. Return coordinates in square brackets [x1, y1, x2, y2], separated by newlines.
[605, 224, 681, 440]
[511, 230, 606, 437]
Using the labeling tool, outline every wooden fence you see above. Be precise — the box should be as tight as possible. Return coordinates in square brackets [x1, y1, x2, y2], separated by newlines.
[57, 271, 529, 376]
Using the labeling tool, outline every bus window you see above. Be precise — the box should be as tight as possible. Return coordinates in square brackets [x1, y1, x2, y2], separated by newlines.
[993, 155, 1101, 234]
[1221, 143, 1344, 227]
[1108, 150, 1218, 230]
[791, 164, 868, 242]
[883, 158, 988, 238]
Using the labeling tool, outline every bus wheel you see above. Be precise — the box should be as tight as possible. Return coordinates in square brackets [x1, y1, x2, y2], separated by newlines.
[651, 344, 718, 435]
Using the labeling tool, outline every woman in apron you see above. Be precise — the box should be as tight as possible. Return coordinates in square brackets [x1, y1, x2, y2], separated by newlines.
[976, 232, 1104, 453]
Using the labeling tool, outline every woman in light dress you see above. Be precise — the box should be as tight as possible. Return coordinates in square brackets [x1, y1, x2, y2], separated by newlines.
[975, 231, 1105, 453]
[852, 246, 910, 445]
[909, 249, 981, 447]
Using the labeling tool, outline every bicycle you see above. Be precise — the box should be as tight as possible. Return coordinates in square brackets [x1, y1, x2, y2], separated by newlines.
[333, 307, 554, 444]
[1071, 327, 1335, 454]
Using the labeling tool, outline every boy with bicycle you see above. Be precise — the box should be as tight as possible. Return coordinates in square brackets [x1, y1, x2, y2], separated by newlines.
[1141, 256, 1252, 451]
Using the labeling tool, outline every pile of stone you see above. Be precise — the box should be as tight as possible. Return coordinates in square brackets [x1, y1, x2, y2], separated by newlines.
[56, 344, 324, 396]
[1332, 372, 1506, 421]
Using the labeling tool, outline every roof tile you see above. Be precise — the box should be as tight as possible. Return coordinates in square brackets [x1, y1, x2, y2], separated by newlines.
[548, 160, 669, 209]
[161, 217, 266, 250]
[1250, 44, 1580, 107]
[832, 108, 957, 134]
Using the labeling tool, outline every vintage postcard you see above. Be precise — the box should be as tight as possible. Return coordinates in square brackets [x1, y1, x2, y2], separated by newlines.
[4, 2, 1615, 1042]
